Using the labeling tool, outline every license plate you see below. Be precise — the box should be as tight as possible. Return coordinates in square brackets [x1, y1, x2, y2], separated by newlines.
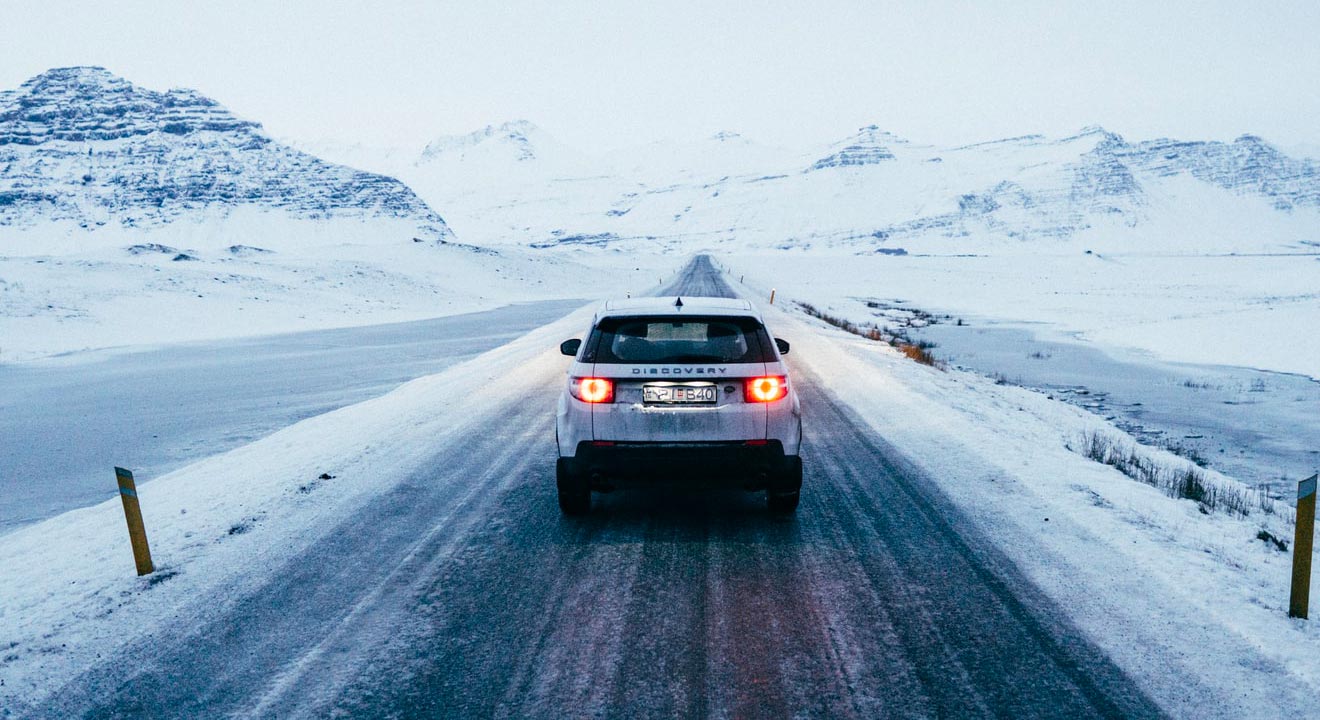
[643, 383, 718, 404]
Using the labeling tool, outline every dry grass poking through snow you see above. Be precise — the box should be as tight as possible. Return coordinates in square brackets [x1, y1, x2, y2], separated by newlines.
[899, 342, 939, 366]
[796, 301, 941, 367]
[1069, 430, 1284, 519]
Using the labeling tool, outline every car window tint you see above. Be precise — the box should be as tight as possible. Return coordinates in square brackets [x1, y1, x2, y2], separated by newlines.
[588, 316, 772, 364]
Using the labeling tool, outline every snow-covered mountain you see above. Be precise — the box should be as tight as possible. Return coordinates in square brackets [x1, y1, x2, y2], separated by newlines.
[0, 67, 452, 242]
[807, 125, 905, 169]
[302, 120, 596, 186]
[296, 120, 643, 245]
[419, 120, 547, 165]
[361, 119, 1319, 255]
[604, 131, 800, 183]
[1120, 133, 1319, 210]
[0, 69, 624, 362]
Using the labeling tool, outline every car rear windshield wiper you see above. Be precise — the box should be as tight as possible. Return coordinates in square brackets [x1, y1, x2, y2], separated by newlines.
[662, 354, 728, 363]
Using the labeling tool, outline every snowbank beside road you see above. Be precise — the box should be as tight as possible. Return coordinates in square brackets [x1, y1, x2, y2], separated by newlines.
[729, 251, 1320, 382]
[746, 277, 1317, 719]
[0, 303, 594, 714]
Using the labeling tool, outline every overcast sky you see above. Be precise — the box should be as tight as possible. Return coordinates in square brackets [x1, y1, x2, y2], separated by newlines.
[4, 1, 1318, 153]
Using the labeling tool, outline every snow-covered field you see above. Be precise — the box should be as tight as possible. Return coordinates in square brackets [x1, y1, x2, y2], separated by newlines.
[726, 251, 1320, 381]
[0, 212, 671, 362]
[0, 297, 584, 533]
[2, 268, 1316, 718]
[720, 251, 1320, 496]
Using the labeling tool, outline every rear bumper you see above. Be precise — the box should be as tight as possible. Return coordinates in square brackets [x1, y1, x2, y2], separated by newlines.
[567, 440, 795, 491]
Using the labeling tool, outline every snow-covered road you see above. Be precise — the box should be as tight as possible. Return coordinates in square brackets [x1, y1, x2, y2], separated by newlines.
[14, 256, 1165, 718]
[0, 299, 583, 533]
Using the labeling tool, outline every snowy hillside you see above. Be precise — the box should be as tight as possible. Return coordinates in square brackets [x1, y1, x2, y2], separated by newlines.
[312, 120, 1320, 257]
[605, 131, 800, 183]
[295, 120, 634, 245]
[807, 125, 904, 169]
[0, 67, 452, 243]
[299, 118, 1320, 383]
[0, 70, 646, 361]
[5, 67, 1316, 370]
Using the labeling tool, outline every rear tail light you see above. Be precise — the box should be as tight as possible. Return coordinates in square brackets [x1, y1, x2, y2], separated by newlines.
[744, 375, 788, 403]
[571, 377, 615, 403]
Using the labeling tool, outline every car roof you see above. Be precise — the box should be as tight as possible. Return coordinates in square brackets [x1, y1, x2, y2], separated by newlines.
[597, 296, 759, 320]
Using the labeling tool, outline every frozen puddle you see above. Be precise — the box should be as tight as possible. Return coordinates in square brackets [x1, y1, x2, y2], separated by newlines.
[911, 321, 1320, 496]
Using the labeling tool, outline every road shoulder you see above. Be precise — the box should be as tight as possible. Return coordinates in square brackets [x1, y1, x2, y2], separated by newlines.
[751, 282, 1316, 719]
[0, 304, 596, 715]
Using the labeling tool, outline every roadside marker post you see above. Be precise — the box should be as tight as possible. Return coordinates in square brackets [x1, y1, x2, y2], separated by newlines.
[769, 289, 776, 305]
[114, 467, 155, 576]
[1290, 474, 1318, 619]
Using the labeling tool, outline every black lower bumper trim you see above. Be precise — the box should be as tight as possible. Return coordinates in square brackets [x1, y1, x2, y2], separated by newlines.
[567, 440, 795, 490]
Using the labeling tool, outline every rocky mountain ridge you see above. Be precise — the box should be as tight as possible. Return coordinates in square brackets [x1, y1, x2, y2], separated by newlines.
[419, 120, 542, 163]
[808, 125, 905, 170]
[1120, 134, 1319, 210]
[0, 67, 452, 241]
[394, 119, 1320, 253]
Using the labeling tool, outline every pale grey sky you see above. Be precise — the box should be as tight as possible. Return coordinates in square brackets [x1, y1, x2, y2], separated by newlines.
[4, 1, 1318, 153]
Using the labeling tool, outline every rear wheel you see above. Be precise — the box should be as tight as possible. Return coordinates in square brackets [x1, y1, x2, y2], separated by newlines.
[767, 490, 800, 514]
[767, 456, 802, 514]
[556, 458, 591, 515]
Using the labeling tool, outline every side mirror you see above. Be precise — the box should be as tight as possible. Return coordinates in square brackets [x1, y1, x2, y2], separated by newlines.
[775, 338, 790, 355]
[560, 338, 582, 357]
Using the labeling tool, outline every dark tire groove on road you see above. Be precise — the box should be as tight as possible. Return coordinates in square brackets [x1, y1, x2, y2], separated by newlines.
[26, 399, 557, 719]
[25, 255, 1166, 719]
[322, 256, 1163, 719]
[795, 369, 1155, 717]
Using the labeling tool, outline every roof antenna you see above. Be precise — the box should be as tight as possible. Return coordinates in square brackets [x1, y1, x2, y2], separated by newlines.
[674, 296, 684, 308]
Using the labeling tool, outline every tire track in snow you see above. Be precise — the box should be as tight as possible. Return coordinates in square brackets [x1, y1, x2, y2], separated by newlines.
[24, 392, 558, 719]
[314, 256, 1164, 719]
[26, 255, 1167, 719]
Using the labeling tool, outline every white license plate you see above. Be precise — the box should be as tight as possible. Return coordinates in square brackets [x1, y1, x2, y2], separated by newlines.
[643, 383, 718, 404]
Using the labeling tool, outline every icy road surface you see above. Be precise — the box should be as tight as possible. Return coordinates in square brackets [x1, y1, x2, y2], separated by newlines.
[0, 299, 583, 534]
[23, 257, 1163, 718]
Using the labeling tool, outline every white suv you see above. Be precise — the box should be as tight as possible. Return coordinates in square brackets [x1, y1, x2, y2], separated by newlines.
[556, 296, 803, 514]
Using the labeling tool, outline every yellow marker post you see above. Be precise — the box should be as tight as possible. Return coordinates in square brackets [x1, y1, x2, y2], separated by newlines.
[115, 467, 155, 576]
[1290, 474, 1317, 619]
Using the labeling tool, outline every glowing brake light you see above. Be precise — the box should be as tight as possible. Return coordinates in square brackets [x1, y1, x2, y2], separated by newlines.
[572, 377, 615, 403]
[744, 375, 788, 403]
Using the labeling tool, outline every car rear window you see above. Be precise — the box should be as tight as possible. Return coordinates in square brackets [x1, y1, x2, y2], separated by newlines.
[585, 315, 774, 364]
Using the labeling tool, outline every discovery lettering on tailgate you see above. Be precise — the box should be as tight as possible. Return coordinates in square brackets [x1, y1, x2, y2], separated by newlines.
[631, 367, 730, 375]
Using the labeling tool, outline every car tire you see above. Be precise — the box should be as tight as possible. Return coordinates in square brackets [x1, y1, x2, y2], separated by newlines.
[767, 490, 800, 514]
[767, 456, 802, 514]
[557, 458, 591, 515]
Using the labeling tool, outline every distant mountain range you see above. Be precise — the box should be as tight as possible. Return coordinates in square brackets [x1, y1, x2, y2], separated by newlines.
[3, 66, 1316, 256]
[0, 67, 452, 242]
[307, 119, 1317, 254]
